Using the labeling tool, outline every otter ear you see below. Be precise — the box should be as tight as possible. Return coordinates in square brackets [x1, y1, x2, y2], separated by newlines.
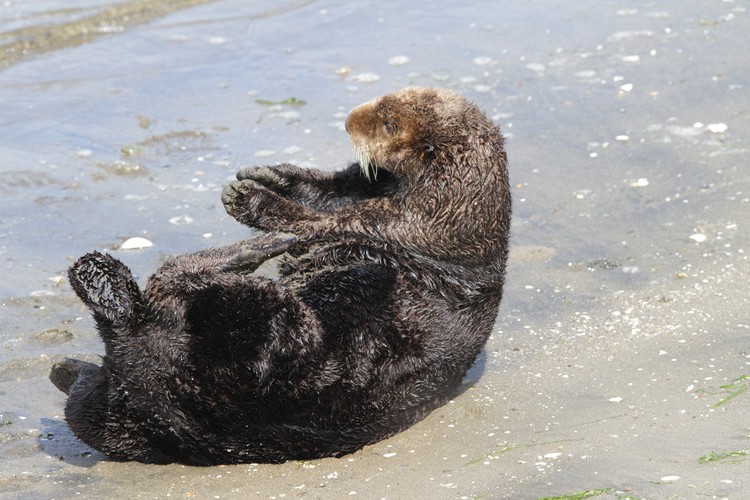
[420, 143, 435, 161]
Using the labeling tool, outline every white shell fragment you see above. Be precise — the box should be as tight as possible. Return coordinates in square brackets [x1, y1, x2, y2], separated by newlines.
[388, 55, 410, 66]
[120, 237, 153, 250]
[351, 72, 380, 83]
[707, 122, 728, 133]
[169, 215, 194, 226]
[689, 233, 707, 243]
[527, 62, 546, 73]
[630, 178, 649, 188]
[661, 476, 680, 482]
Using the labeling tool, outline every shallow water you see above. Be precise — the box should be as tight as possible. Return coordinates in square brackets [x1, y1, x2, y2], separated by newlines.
[1, 0, 749, 498]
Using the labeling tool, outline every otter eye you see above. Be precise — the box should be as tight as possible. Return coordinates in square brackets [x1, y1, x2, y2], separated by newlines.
[421, 143, 435, 161]
[383, 121, 396, 135]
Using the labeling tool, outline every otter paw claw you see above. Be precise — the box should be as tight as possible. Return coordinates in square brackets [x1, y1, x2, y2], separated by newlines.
[236, 166, 288, 192]
[222, 232, 298, 272]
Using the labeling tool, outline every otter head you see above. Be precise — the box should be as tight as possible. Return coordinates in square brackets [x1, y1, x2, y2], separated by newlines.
[345, 87, 474, 181]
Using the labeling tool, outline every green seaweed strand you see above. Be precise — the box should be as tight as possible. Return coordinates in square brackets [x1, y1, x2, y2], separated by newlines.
[699, 449, 749, 464]
[255, 97, 307, 106]
[712, 375, 749, 409]
[538, 488, 614, 500]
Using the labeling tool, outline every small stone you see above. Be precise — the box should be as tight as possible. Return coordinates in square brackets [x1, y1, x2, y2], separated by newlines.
[707, 122, 728, 133]
[335, 66, 351, 77]
[34, 328, 74, 345]
[689, 233, 707, 243]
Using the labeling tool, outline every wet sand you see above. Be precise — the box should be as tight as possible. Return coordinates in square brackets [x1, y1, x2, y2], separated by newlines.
[1, 0, 749, 498]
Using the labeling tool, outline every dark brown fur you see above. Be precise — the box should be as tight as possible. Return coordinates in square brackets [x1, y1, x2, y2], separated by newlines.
[51, 87, 511, 465]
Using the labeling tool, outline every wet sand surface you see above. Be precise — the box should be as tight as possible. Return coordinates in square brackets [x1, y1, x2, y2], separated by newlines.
[1, 0, 749, 498]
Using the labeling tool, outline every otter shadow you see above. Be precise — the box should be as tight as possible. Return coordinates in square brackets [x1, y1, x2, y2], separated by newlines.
[462, 348, 487, 387]
[38, 417, 107, 467]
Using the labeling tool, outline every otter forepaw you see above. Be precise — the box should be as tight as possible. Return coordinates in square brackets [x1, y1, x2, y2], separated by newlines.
[222, 179, 270, 227]
[222, 179, 311, 231]
[221, 232, 298, 272]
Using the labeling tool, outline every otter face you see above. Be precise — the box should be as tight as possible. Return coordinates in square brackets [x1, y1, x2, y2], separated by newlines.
[345, 87, 459, 181]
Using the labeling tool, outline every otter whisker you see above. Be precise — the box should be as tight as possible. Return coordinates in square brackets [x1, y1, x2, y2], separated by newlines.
[355, 148, 378, 182]
[369, 162, 379, 181]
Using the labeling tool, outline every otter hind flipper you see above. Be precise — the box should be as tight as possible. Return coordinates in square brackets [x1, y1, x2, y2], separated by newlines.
[49, 358, 101, 395]
[68, 252, 143, 329]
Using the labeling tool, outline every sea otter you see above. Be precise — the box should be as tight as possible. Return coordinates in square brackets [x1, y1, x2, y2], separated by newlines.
[51, 87, 511, 465]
